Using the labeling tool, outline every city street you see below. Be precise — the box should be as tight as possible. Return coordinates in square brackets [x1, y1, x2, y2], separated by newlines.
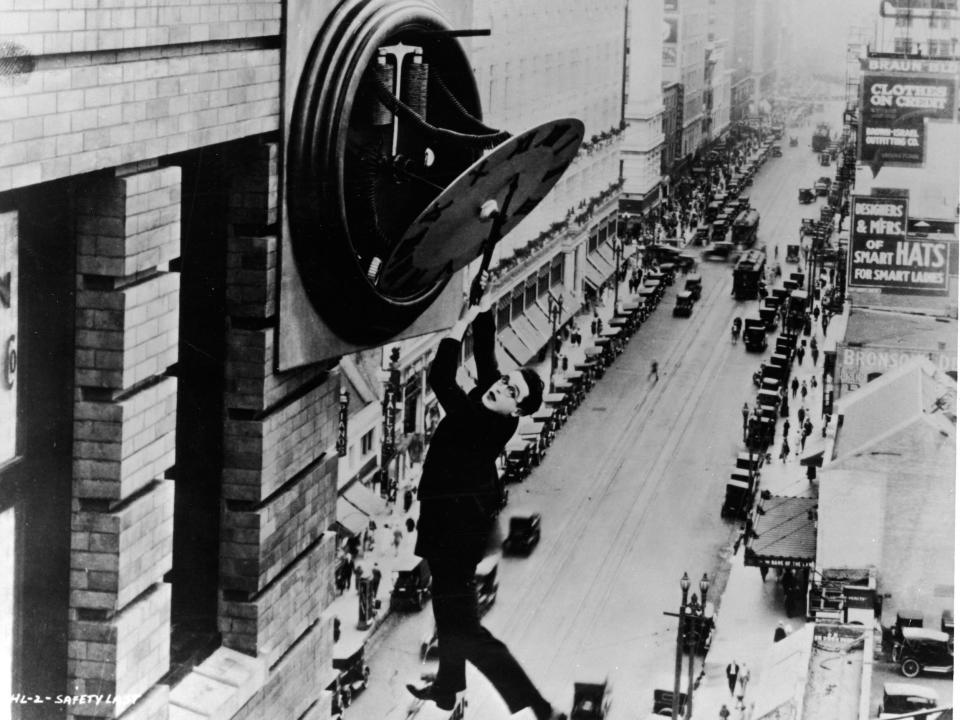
[348, 120, 840, 720]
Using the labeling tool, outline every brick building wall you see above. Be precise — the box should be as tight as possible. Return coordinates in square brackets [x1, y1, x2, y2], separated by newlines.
[0, 3, 341, 719]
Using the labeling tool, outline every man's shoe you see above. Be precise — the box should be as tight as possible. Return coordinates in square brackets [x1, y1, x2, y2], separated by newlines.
[405, 683, 456, 711]
[545, 710, 567, 720]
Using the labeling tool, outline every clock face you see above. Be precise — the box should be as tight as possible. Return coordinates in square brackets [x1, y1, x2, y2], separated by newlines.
[286, 0, 490, 345]
[379, 118, 585, 297]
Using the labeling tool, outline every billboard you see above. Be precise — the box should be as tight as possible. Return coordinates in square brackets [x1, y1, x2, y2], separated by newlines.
[848, 195, 949, 293]
[858, 59, 958, 167]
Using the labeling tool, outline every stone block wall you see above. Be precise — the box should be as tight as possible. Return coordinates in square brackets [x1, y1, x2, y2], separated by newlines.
[68, 166, 182, 719]
[212, 140, 338, 716]
[0, 2, 281, 193]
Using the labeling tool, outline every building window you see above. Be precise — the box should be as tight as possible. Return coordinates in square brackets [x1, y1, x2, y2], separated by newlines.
[496, 298, 511, 329]
[525, 276, 537, 308]
[588, 228, 599, 253]
[361, 429, 374, 455]
[550, 254, 564, 287]
[537, 264, 550, 297]
[511, 287, 524, 320]
[607, 213, 617, 240]
[893, 38, 912, 53]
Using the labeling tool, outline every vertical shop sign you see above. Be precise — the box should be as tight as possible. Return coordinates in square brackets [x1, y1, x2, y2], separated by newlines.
[0, 212, 17, 464]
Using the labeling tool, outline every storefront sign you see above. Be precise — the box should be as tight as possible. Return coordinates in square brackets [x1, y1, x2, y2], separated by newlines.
[0, 212, 17, 464]
[848, 195, 949, 293]
[843, 586, 876, 609]
[858, 67, 957, 166]
[838, 345, 958, 385]
[662, 14, 678, 67]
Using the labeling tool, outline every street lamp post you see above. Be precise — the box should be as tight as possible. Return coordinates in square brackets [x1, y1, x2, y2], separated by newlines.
[685, 573, 711, 720]
[548, 292, 564, 388]
[613, 239, 623, 309]
[672, 572, 691, 720]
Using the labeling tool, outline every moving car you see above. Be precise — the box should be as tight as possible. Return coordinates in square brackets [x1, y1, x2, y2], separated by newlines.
[673, 291, 694, 318]
[893, 627, 954, 678]
[878, 682, 940, 719]
[391, 557, 432, 611]
[502, 513, 542, 556]
[798, 188, 815, 204]
[743, 318, 768, 352]
[814, 176, 832, 196]
[571, 678, 613, 719]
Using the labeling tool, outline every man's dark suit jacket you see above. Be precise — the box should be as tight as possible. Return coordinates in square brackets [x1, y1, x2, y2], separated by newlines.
[414, 310, 517, 565]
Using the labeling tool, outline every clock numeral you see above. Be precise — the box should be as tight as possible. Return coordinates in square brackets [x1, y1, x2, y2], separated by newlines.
[420, 198, 453, 224]
[535, 122, 574, 152]
[511, 195, 544, 219]
[468, 160, 489, 187]
[540, 163, 567, 184]
[506, 132, 536, 160]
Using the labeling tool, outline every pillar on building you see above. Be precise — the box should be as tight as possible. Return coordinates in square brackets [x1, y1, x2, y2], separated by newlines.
[69, 166, 182, 718]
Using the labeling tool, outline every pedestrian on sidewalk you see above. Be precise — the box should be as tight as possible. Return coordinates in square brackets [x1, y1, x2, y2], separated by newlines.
[738, 664, 751, 697]
[791, 377, 799, 398]
[742, 403, 750, 433]
[371, 562, 382, 597]
[811, 344, 819, 367]
[800, 381, 808, 401]
[797, 345, 806, 366]
[405, 271, 564, 720]
[822, 413, 831, 437]
[783, 418, 790, 438]
[797, 406, 806, 425]
[725, 660, 741, 695]
[773, 621, 787, 642]
[393, 527, 404, 556]
[719, 704, 731, 720]
[779, 438, 790, 463]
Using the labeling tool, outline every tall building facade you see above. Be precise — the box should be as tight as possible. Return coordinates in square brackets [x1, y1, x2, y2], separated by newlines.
[730, 0, 756, 123]
[621, 0, 666, 217]
[0, 0, 628, 718]
[874, 0, 959, 56]
[677, 0, 709, 159]
[706, 0, 734, 142]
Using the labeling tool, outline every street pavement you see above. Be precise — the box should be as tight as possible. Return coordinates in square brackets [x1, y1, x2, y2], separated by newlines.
[330, 112, 861, 720]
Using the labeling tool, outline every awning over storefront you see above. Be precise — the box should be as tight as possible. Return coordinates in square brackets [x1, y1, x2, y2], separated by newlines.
[584, 252, 615, 289]
[799, 436, 826, 467]
[745, 496, 818, 569]
[512, 315, 545, 358]
[750, 624, 815, 720]
[334, 497, 369, 537]
[526, 303, 552, 342]
[497, 326, 529, 367]
[342, 481, 385, 518]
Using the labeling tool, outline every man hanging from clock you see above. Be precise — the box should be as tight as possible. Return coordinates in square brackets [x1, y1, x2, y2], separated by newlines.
[406, 271, 564, 720]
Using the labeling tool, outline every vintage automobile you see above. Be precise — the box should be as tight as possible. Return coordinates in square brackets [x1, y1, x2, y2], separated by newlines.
[789, 136, 798, 147]
[704, 241, 734, 261]
[673, 291, 694, 318]
[814, 176, 832, 195]
[474, 555, 499, 614]
[722, 471, 754, 520]
[650, 686, 687, 717]
[893, 627, 954, 678]
[878, 682, 940, 719]
[571, 678, 613, 719]
[502, 512, 542, 556]
[327, 638, 371, 709]
[785, 243, 800, 264]
[819, 151, 831, 166]
[770, 144, 782, 157]
[742, 318, 768, 352]
[798, 188, 816, 204]
[390, 556, 432, 611]
[685, 273, 702, 301]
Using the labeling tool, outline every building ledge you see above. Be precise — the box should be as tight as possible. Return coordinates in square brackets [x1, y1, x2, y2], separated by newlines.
[169, 648, 267, 720]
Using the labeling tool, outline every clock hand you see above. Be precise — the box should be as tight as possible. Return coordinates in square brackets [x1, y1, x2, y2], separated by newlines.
[470, 174, 520, 306]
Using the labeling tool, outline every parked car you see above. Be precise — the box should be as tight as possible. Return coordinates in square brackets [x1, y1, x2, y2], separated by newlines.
[390, 557, 432, 611]
[571, 678, 613, 719]
[814, 176, 832, 196]
[502, 513, 542, 556]
[893, 627, 954, 678]
[878, 682, 940, 719]
[798, 188, 815, 204]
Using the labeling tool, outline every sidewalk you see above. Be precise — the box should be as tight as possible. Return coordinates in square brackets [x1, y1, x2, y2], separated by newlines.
[692, 278, 850, 720]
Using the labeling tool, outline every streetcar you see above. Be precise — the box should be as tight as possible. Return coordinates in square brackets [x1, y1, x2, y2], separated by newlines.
[732, 209, 760, 247]
[732, 249, 766, 300]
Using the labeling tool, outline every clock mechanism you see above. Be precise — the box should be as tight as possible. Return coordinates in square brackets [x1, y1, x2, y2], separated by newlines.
[286, 0, 582, 346]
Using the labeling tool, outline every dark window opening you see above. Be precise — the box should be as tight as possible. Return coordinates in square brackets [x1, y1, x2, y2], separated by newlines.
[550, 255, 564, 287]
[496, 300, 511, 330]
[511, 289, 524, 321]
[165, 142, 234, 683]
[524, 277, 537, 308]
